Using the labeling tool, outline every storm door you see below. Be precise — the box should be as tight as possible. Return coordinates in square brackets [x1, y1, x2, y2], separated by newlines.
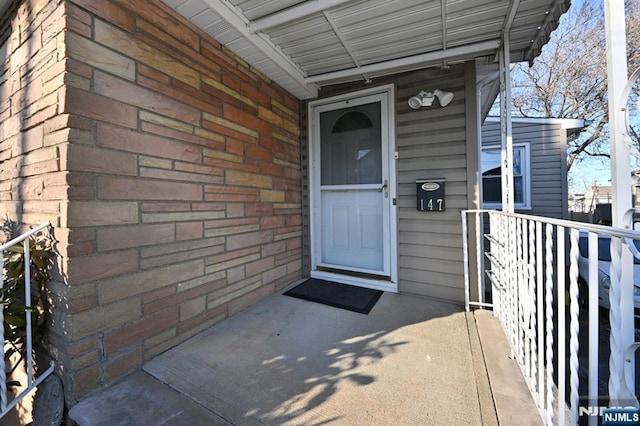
[310, 88, 397, 291]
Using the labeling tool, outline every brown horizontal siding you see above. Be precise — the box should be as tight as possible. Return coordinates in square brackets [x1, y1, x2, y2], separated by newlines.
[306, 66, 470, 303]
[395, 67, 468, 301]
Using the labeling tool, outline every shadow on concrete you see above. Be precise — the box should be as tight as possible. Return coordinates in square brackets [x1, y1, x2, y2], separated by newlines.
[139, 289, 483, 425]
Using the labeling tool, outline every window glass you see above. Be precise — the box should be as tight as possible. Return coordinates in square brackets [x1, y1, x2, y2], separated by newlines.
[481, 145, 528, 207]
[320, 103, 381, 185]
[513, 149, 521, 175]
[331, 112, 373, 133]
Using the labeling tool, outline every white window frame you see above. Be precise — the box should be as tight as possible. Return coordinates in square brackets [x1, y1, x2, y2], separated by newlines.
[481, 143, 531, 210]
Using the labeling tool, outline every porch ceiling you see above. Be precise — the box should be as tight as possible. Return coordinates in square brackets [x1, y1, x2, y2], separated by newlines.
[162, 0, 569, 100]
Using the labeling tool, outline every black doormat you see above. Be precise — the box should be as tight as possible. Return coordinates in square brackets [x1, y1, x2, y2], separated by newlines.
[284, 278, 383, 314]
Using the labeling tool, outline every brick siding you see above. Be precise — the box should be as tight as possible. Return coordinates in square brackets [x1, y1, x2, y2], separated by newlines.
[0, 0, 302, 403]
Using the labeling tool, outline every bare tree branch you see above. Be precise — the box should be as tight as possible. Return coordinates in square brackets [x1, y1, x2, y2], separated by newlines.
[508, 0, 640, 171]
[567, 120, 608, 169]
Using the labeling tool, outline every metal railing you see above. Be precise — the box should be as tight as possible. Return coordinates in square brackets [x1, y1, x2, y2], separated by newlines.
[0, 222, 54, 418]
[462, 210, 639, 425]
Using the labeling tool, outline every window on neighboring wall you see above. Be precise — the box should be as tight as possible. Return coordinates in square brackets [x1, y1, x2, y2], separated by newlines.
[481, 143, 531, 209]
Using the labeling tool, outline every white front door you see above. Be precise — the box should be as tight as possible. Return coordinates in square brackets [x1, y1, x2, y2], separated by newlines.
[310, 86, 397, 292]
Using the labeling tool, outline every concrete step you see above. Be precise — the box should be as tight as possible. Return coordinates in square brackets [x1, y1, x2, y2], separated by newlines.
[473, 309, 544, 426]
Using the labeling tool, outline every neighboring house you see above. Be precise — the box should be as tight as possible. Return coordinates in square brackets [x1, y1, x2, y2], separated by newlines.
[573, 173, 640, 212]
[569, 192, 587, 213]
[572, 184, 613, 224]
[571, 176, 640, 225]
[583, 185, 613, 211]
[0, 0, 568, 407]
[481, 117, 587, 219]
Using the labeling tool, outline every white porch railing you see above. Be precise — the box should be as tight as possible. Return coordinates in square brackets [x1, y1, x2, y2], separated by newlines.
[463, 210, 640, 425]
[0, 222, 55, 418]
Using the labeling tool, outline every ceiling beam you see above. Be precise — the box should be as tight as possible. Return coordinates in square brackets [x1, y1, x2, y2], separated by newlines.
[248, 0, 352, 33]
[323, 11, 367, 79]
[502, 0, 521, 35]
[441, 0, 447, 45]
[200, 0, 318, 98]
[491, 0, 520, 63]
[305, 40, 502, 84]
[441, 0, 448, 68]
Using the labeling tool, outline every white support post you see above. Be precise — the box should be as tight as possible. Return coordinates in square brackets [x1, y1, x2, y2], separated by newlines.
[604, 0, 635, 404]
[476, 212, 484, 305]
[463, 211, 470, 312]
[499, 35, 515, 213]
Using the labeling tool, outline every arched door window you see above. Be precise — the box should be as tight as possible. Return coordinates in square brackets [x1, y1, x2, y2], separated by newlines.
[320, 106, 381, 185]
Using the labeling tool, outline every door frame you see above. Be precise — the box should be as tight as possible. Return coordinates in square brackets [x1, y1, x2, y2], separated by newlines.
[308, 84, 398, 293]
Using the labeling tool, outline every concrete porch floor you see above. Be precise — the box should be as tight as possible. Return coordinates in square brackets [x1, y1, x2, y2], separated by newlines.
[69, 285, 541, 425]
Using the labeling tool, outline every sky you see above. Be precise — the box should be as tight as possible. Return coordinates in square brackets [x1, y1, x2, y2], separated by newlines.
[568, 155, 612, 193]
[485, 0, 640, 195]
[515, 0, 637, 195]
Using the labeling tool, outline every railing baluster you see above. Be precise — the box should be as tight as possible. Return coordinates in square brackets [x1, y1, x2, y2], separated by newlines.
[501, 213, 511, 349]
[509, 215, 517, 357]
[521, 218, 528, 372]
[476, 211, 483, 306]
[494, 213, 504, 328]
[488, 212, 500, 320]
[498, 212, 505, 324]
[556, 225, 566, 426]
[463, 211, 470, 312]
[517, 217, 524, 366]
[544, 223, 554, 425]
[608, 234, 636, 406]
[609, 233, 621, 402]
[532, 222, 544, 406]
[536, 221, 544, 408]
[24, 239, 33, 388]
[587, 232, 599, 426]
[502, 213, 509, 342]
[529, 220, 537, 391]
[522, 219, 531, 381]
[515, 217, 520, 359]
[569, 228, 580, 424]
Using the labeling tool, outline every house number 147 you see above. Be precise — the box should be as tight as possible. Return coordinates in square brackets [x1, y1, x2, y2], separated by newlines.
[421, 198, 443, 211]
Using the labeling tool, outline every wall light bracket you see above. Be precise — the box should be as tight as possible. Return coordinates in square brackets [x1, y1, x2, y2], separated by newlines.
[408, 89, 454, 109]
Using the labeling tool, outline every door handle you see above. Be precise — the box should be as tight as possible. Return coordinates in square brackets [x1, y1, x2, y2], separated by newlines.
[378, 180, 389, 198]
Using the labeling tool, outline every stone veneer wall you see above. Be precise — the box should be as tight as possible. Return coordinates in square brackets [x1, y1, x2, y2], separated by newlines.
[1, 0, 303, 403]
[0, 0, 67, 228]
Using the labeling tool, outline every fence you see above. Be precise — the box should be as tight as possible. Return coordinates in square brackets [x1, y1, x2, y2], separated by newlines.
[462, 210, 639, 425]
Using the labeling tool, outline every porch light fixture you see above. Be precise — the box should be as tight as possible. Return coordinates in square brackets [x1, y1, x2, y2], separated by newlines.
[408, 89, 454, 109]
